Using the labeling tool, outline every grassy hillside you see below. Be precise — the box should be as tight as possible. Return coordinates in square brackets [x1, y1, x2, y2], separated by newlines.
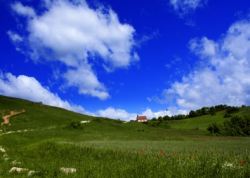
[167, 111, 227, 130]
[0, 95, 249, 177]
[0, 95, 94, 131]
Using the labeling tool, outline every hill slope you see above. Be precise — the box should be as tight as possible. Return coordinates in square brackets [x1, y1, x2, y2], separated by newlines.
[0, 95, 249, 178]
[0, 95, 94, 131]
[1, 95, 250, 137]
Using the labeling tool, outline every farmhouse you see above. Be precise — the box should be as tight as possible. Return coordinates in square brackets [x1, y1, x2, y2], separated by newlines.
[136, 115, 148, 123]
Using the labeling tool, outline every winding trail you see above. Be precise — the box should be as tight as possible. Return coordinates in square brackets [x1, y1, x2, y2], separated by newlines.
[1, 110, 25, 125]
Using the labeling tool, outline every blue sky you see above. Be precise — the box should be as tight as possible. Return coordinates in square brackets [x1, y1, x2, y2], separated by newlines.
[1, 0, 250, 120]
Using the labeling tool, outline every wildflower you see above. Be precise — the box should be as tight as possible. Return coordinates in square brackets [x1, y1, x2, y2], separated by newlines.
[80, 120, 90, 124]
[0, 146, 6, 153]
[11, 160, 21, 166]
[222, 162, 234, 169]
[3, 153, 9, 160]
[28, 170, 39, 177]
[159, 150, 166, 157]
[239, 160, 247, 166]
[60, 167, 76, 175]
[9, 167, 29, 174]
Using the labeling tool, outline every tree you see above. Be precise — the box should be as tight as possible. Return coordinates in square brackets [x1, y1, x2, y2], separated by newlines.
[207, 123, 221, 135]
[224, 116, 250, 136]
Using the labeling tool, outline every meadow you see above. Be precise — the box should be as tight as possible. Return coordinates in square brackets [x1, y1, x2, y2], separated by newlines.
[0, 95, 249, 177]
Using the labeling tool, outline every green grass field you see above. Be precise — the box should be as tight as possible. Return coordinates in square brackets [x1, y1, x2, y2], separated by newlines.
[0, 95, 249, 177]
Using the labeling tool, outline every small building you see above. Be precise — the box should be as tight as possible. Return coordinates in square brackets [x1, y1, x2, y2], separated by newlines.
[136, 115, 148, 123]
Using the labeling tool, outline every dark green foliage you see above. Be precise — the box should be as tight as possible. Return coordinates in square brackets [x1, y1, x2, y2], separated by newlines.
[189, 110, 197, 118]
[207, 116, 250, 136]
[224, 113, 232, 118]
[69, 121, 84, 129]
[187, 106, 226, 118]
[207, 123, 221, 135]
[223, 116, 250, 136]
[155, 105, 242, 121]
[147, 120, 160, 127]
[186, 105, 236, 118]
[151, 117, 157, 121]
[171, 114, 187, 120]
[225, 107, 240, 114]
[209, 108, 216, 116]
[224, 106, 240, 118]
[147, 120, 170, 128]
[162, 115, 171, 120]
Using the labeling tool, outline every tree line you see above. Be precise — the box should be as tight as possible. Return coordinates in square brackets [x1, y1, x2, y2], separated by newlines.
[152, 105, 244, 121]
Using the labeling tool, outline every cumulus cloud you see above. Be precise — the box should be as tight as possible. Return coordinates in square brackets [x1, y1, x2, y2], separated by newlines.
[7, 31, 23, 43]
[0, 71, 172, 120]
[11, 2, 36, 17]
[162, 19, 250, 111]
[0, 72, 86, 113]
[64, 64, 109, 100]
[141, 109, 171, 119]
[97, 107, 171, 121]
[10, 0, 137, 99]
[169, 0, 205, 15]
[97, 107, 136, 121]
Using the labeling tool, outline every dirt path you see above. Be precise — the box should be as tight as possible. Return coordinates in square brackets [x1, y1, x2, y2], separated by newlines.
[1, 110, 25, 125]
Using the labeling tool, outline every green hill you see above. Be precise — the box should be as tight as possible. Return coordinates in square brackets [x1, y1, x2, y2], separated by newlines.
[0, 95, 95, 131]
[0, 95, 249, 178]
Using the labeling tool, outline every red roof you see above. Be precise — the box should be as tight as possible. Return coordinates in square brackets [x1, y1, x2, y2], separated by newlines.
[136, 115, 147, 121]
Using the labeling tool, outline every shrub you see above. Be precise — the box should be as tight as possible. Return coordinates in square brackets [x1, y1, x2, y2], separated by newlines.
[223, 116, 250, 136]
[188, 110, 198, 118]
[148, 121, 160, 127]
[207, 123, 221, 135]
[224, 113, 231, 118]
[209, 109, 216, 116]
[69, 121, 84, 129]
[225, 107, 240, 115]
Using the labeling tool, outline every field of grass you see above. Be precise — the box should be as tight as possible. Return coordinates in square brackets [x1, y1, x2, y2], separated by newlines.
[0, 95, 249, 177]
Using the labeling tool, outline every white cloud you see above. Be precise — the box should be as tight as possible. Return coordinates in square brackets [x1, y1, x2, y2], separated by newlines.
[0, 72, 175, 120]
[141, 109, 171, 119]
[169, 0, 205, 15]
[11, 2, 36, 17]
[97, 107, 136, 121]
[7, 31, 23, 43]
[162, 19, 250, 111]
[64, 63, 109, 100]
[11, 0, 138, 99]
[97, 107, 172, 121]
[0, 72, 86, 113]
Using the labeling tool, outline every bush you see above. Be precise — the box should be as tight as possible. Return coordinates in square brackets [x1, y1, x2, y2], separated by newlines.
[224, 113, 231, 118]
[225, 107, 240, 115]
[148, 121, 160, 127]
[208, 116, 250, 136]
[209, 109, 216, 116]
[69, 121, 84, 129]
[223, 116, 250, 136]
[207, 123, 221, 135]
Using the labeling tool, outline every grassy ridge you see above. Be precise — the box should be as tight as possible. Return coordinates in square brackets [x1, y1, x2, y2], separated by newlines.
[0, 95, 250, 177]
[0, 95, 94, 130]
[167, 111, 226, 130]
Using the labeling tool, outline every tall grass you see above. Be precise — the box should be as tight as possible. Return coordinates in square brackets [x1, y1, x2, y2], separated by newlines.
[0, 142, 249, 178]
